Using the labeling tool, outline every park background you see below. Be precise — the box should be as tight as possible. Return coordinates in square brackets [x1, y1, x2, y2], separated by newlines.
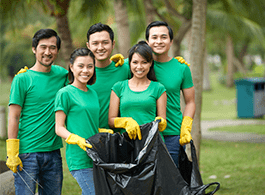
[0, 0, 265, 194]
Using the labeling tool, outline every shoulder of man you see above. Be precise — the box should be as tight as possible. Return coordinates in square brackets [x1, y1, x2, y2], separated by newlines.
[52, 65, 68, 74]
[174, 56, 190, 67]
[14, 66, 29, 76]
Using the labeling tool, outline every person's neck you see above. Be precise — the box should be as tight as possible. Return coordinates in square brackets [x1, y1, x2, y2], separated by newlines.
[30, 62, 52, 72]
[71, 82, 88, 92]
[129, 77, 151, 91]
[153, 53, 172, 63]
[95, 58, 111, 68]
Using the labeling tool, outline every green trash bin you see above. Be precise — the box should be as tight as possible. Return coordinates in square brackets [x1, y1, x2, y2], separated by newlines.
[234, 77, 265, 118]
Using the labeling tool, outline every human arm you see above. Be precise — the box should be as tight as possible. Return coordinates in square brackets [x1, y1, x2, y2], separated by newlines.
[8, 104, 21, 139]
[108, 91, 120, 129]
[6, 104, 23, 173]
[155, 92, 167, 132]
[108, 90, 141, 140]
[55, 110, 92, 150]
[182, 87, 196, 118]
[55, 110, 71, 139]
[179, 87, 196, 145]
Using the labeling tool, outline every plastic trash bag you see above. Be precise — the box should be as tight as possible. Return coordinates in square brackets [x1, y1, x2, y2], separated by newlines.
[179, 140, 220, 195]
[86, 121, 220, 195]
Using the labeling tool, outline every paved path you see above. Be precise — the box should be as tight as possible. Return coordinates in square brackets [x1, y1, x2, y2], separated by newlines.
[201, 119, 265, 143]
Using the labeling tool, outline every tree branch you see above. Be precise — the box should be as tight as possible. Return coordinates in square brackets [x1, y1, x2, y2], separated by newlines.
[164, 0, 188, 22]
[150, 3, 169, 23]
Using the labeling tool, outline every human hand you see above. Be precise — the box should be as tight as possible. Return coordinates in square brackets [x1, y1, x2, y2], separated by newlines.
[66, 134, 92, 151]
[110, 54, 124, 67]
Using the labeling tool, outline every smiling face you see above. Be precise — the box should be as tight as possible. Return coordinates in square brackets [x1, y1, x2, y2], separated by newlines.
[147, 26, 173, 56]
[70, 56, 95, 87]
[32, 36, 58, 68]
[130, 53, 152, 79]
[86, 30, 115, 62]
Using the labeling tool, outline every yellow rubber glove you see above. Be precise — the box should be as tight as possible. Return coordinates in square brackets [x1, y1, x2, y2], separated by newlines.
[6, 139, 23, 173]
[155, 117, 167, 132]
[175, 56, 190, 67]
[179, 116, 193, 146]
[114, 117, 142, 140]
[65, 134, 92, 151]
[98, 128, 114, 134]
[110, 54, 124, 67]
[15, 66, 28, 76]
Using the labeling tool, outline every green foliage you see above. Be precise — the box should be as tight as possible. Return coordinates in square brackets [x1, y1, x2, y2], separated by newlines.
[0, 81, 11, 106]
[0, 3, 57, 78]
[234, 64, 265, 79]
[206, 0, 265, 63]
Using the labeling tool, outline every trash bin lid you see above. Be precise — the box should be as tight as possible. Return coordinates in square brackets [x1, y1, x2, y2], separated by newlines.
[234, 77, 265, 85]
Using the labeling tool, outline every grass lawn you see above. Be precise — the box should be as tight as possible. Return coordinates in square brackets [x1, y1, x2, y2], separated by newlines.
[0, 80, 11, 106]
[201, 72, 237, 120]
[200, 140, 265, 195]
[60, 141, 82, 194]
[209, 125, 265, 135]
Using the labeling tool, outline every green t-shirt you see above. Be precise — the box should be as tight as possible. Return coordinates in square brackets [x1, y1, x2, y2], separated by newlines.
[154, 58, 194, 135]
[9, 65, 68, 153]
[91, 61, 130, 128]
[112, 80, 166, 136]
[54, 85, 100, 171]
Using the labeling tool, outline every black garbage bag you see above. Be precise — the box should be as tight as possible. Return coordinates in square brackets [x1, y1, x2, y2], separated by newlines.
[179, 140, 220, 195]
[86, 121, 220, 195]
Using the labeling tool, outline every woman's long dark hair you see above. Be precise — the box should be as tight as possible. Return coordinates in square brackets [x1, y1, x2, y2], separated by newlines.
[128, 41, 157, 81]
[68, 48, 96, 85]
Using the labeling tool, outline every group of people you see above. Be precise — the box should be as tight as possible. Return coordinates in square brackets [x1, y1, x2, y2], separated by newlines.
[6, 21, 195, 195]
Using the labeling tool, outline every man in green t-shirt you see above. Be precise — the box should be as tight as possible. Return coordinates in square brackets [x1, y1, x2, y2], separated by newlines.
[86, 23, 134, 131]
[6, 29, 67, 194]
[145, 21, 196, 167]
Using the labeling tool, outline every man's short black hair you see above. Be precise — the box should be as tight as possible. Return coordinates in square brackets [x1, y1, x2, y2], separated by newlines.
[145, 21, 173, 41]
[32, 29, 61, 50]
[87, 23, 114, 43]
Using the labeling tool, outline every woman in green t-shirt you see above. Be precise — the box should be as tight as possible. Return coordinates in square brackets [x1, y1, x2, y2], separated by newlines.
[108, 41, 167, 138]
[55, 48, 99, 195]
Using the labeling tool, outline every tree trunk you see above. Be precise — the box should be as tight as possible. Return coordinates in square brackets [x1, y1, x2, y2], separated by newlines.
[203, 48, 211, 91]
[226, 35, 234, 88]
[238, 38, 249, 66]
[190, 0, 207, 161]
[143, 0, 155, 25]
[113, 0, 130, 56]
[172, 21, 192, 56]
[233, 57, 247, 75]
[55, 15, 73, 68]
[43, 0, 73, 68]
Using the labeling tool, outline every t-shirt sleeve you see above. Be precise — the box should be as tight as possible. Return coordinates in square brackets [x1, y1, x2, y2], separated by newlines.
[156, 82, 166, 99]
[111, 81, 122, 98]
[54, 89, 69, 115]
[181, 65, 194, 89]
[9, 74, 27, 107]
